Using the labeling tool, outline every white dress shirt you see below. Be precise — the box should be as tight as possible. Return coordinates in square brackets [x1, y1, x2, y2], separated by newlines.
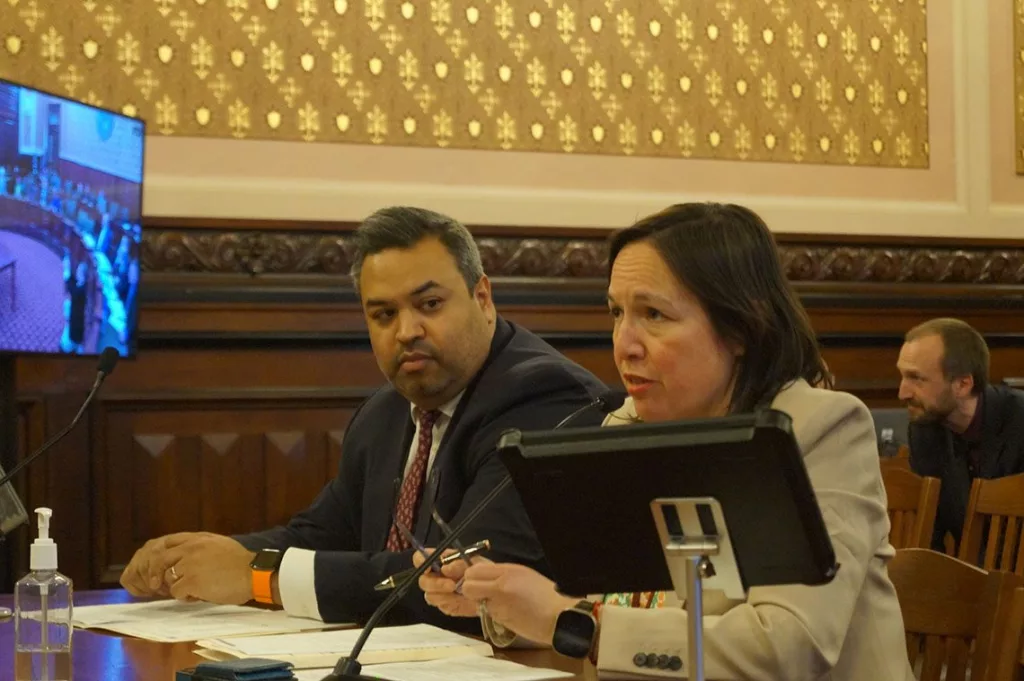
[276, 392, 464, 620]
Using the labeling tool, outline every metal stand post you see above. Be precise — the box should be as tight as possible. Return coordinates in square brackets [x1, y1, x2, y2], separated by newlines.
[673, 538, 719, 681]
[652, 498, 744, 681]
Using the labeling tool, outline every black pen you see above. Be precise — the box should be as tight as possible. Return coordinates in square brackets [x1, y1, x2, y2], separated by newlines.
[374, 540, 491, 591]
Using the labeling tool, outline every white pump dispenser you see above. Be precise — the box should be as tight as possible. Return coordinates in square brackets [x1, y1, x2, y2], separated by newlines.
[30, 507, 58, 571]
[14, 507, 73, 681]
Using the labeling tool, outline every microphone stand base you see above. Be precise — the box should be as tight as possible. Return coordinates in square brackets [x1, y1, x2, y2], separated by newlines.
[319, 658, 387, 681]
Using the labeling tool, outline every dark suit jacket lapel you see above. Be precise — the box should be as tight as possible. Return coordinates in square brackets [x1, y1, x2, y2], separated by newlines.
[367, 408, 415, 551]
[413, 317, 516, 540]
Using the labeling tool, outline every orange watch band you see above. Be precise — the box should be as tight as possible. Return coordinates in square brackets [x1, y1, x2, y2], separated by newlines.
[250, 548, 282, 605]
[252, 568, 274, 604]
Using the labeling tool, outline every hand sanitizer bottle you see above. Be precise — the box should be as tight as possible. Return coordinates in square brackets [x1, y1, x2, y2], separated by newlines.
[14, 508, 73, 681]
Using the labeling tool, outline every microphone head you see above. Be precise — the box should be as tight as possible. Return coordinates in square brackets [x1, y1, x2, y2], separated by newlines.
[97, 347, 120, 376]
[596, 389, 627, 413]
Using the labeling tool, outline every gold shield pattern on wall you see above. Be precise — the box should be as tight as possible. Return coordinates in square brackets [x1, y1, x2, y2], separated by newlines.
[0, 0, 927, 167]
[1017, 0, 1024, 174]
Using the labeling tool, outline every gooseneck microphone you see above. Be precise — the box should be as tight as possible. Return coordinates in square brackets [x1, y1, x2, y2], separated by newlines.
[322, 388, 626, 681]
[0, 347, 119, 490]
[554, 389, 627, 429]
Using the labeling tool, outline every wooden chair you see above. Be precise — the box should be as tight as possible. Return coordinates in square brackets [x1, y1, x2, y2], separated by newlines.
[888, 548, 1024, 681]
[877, 444, 912, 470]
[958, 472, 1024, 574]
[881, 456, 912, 471]
[974, 585, 1024, 681]
[882, 467, 941, 549]
[1002, 588, 1024, 679]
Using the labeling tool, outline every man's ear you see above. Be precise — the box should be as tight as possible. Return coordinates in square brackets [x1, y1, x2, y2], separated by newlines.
[473, 275, 496, 323]
[954, 374, 975, 398]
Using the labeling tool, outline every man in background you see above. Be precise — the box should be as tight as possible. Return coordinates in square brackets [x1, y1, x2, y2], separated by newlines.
[897, 317, 1024, 551]
[120, 207, 607, 630]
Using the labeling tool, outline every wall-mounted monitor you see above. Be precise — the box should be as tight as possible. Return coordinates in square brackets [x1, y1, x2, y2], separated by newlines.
[0, 78, 145, 358]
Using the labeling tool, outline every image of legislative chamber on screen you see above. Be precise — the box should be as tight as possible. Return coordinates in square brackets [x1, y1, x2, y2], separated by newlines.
[0, 81, 141, 357]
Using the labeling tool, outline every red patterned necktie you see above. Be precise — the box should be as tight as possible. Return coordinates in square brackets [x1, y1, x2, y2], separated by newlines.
[386, 409, 442, 552]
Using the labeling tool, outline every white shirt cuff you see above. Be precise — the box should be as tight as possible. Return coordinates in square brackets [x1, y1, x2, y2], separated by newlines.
[277, 548, 322, 621]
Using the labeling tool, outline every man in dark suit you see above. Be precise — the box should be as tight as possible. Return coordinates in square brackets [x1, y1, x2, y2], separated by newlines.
[119, 207, 607, 628]
[65, 261, 89, 350]
[899, 318, 1024, 552]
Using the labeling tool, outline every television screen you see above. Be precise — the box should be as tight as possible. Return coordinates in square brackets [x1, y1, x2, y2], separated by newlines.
[0, 78, 144, 358]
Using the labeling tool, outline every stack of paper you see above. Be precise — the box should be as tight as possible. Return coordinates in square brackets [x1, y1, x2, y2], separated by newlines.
[294, 657, 574, 681]
[72, 600, 344, 643]
[195, 624, 494, 669]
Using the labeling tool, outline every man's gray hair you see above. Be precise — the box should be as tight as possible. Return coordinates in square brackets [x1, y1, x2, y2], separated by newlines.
[349, 207, 484, 295]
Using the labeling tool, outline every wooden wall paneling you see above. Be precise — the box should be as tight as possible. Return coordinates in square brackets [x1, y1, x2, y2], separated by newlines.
[94, 399, 133, 586]
[474, 304, 612, 334]
[556, 347, 619, 386]
[198, 432, 266, 536]
[93, 391, 366, 587]
[17, 350, 389, 395]
[264, 430, 325, 530]
[4, 397, 46, 585]
[140, 300, 367, 335]
[25, 390, 97, 590]
[991, 348, 1024, 386]
[262, 414, 358, 530]
[262, 406, 360, 528]
[134, 432, 203, 538]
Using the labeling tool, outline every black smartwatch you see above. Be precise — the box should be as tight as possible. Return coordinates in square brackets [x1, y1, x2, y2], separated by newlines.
[552, 599, 597, 659]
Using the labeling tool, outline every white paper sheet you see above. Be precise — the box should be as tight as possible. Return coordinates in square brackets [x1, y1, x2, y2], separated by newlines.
[293, 657, 573, 681]
[71, 599, 342, 643]
[200, 623, 484, 656]
[194, 624, 494, 668]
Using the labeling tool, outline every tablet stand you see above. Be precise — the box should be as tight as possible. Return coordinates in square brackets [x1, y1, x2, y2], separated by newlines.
[652, 497, 746, 681]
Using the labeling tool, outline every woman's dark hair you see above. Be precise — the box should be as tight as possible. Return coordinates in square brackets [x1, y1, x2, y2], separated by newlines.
[609, 202, 832, 413]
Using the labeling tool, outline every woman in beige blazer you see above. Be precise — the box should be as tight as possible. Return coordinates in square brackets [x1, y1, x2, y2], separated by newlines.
[419, 203, 914, 680]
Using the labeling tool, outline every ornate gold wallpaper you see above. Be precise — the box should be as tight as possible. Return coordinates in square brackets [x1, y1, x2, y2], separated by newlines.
[1017, 0, 1024, 174]
[1, 0, 928, 167]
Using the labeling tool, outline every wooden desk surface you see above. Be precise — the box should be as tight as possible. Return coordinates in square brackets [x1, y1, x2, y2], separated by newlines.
[0, 590, 595, 680]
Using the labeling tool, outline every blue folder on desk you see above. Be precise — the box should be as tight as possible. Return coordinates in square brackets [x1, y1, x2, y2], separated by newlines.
[177, 657, 296, 681]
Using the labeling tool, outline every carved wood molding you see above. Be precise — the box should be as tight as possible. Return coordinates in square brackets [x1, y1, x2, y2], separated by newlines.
[776, 245, 1024, 285]
[141, 228, 1024, 285]
[144, 231, 356, 276]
